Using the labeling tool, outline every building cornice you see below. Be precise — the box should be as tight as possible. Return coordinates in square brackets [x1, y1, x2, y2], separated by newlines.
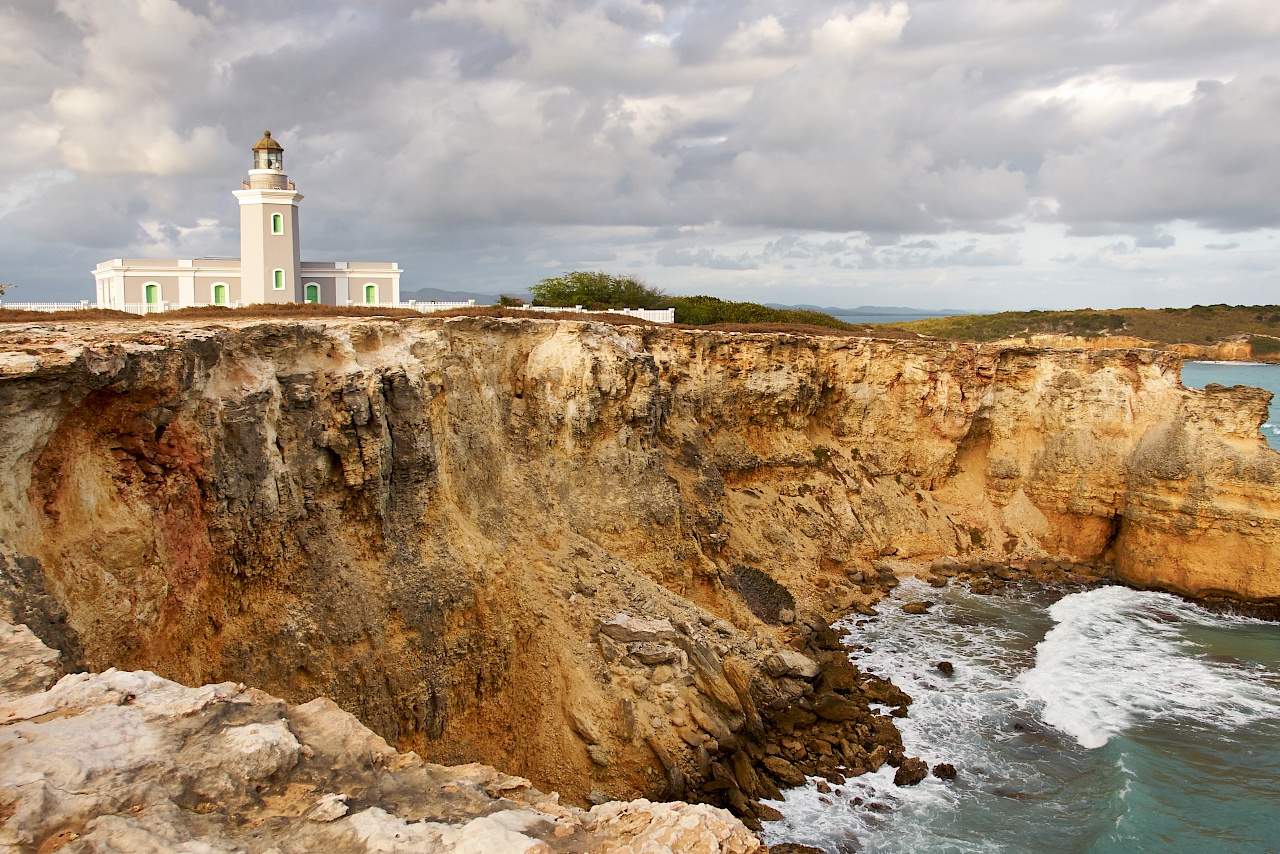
[92, 260, 244, 277]
[232, 189, 303, 206]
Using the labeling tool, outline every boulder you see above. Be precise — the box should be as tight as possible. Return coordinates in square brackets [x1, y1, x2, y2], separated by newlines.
[818, 658, 860, 694]
[569, 709, 603, 744]
[761, 756, 807, 788]
[933, 763, 957, 780]
[901, 601, 933, 615]
[930, 556, 961, 576]
[893, 757, 929, 786]
[628, 642, 681, 665]
[935, 661, 955, 677]
[812, 693, 862, 723]
[754, 802, 785, 822]
[764, 650, 821, 680]
[598, 613, 678, 643]
[769, 707, 817, 734]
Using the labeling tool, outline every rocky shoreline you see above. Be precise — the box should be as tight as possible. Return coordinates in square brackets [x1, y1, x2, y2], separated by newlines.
[653, 552, 1126, 830]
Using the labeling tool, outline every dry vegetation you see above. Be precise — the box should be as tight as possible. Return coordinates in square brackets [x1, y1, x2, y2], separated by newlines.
[902, 304, 1280, 346]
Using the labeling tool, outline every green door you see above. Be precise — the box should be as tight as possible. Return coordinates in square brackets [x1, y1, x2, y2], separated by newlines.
[305, 283, 319, 304]
[144, 283, 160, 312]
[213, 283, 228, 306]
[364, 284, 377, 305]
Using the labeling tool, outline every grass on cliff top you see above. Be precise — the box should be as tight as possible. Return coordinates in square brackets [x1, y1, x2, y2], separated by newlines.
[528, 272, 911, 334]
[0, 302, 921, 338]
[902, 304, 1280, 345]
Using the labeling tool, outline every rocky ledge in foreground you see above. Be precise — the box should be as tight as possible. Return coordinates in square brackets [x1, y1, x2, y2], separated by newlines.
[0, 620, 760, 854]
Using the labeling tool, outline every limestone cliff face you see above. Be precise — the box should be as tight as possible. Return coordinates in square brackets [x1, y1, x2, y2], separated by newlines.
[0, 317, 1276, 811]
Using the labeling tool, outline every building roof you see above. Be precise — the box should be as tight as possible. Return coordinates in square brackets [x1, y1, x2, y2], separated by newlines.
[252, 131, 283, 151]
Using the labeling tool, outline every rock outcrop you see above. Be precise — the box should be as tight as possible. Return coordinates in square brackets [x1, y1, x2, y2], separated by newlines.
[0, 316, 1276, 822]
[995, 332, 1278, 363]
[0, 618, 759, 853]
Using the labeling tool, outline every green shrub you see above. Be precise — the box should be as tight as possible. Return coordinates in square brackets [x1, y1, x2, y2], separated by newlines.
[669, 295, 854, 330]
[530, 271, 667, 309]
[1250, 336, 1280, 356]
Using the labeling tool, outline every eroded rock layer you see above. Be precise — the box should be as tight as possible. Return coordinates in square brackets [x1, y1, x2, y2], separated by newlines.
[0, 317, 1276, 818]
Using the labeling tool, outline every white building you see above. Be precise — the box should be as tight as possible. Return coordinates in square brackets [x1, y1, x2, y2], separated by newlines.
[94, 132, 402, 312]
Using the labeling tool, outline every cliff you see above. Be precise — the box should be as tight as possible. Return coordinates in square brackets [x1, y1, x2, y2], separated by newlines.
[0, 317, 1277, 829]
[994, 332, 1268, 363]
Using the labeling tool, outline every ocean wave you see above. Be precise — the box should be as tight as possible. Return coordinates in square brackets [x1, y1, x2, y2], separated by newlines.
[1017, 587, 1280, 749]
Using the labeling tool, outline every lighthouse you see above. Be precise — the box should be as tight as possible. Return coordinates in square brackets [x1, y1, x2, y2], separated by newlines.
[232, 131, 303, 304]
[93, 130, 401, 310]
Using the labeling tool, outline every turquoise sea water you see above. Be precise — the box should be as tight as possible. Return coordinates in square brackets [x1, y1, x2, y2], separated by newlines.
[1180, 361, 1280, 451]
[762, 579, 1280, 853]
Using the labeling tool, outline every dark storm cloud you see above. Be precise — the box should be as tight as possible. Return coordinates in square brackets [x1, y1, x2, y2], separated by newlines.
[1, 0, 1278, 304]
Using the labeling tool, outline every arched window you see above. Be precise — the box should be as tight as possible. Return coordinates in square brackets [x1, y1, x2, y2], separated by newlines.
[271, 213, 283, 235]
[144, 282, 160, 310]
[305, 283, 319, 304]
[273, 269, 286, 290]
[364, 283, 378, 305]
[212, 282, 228, 306]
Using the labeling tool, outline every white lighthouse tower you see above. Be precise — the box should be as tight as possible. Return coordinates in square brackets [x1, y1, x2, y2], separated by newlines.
[233, 131, 303, 304]
[94, 130, 403, 311]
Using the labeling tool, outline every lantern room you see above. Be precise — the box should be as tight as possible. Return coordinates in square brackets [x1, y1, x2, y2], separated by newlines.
[252, 130, 284, 171]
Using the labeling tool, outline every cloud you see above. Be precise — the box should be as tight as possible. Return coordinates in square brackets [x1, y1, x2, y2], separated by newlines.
[0, 0, 1278, 308]
[655, 246, 755, 269]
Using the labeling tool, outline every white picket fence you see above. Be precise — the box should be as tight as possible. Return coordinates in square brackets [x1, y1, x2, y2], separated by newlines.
[363, 300, 476, 312]
[362, 301, 674, 323]
[505, 305, 675, 323]
[0, 301, 91, 312]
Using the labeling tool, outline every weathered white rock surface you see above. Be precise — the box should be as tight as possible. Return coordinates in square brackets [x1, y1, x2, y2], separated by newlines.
[599, 614, 681, 643]
[0, 619, 760, 853]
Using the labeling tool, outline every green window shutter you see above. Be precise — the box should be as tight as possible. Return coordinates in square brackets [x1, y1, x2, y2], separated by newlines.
[274, 269, 285, 290]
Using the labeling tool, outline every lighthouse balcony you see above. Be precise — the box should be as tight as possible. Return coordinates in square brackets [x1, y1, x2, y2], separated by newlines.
[244, 173, 294, 190]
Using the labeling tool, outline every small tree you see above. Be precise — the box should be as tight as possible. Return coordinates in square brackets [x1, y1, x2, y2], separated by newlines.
[530, 272, 667, 310]
[496, 294, 526, 307]
[0, 282, 12, 297]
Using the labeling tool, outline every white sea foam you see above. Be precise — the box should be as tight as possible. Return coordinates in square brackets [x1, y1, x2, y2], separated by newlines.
[763, 578, 1280, 853]
[1017, 586, 1280, 749]
[761, 578, 1050, 853]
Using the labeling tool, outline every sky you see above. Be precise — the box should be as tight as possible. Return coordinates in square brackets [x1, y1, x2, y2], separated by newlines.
[2, 0, 1280, 310]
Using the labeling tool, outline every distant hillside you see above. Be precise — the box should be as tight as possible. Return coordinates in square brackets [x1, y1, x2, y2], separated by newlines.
[765, 303, 974, 317]
[401, 287, 525, 304]
[901, 304, 1280, 358]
